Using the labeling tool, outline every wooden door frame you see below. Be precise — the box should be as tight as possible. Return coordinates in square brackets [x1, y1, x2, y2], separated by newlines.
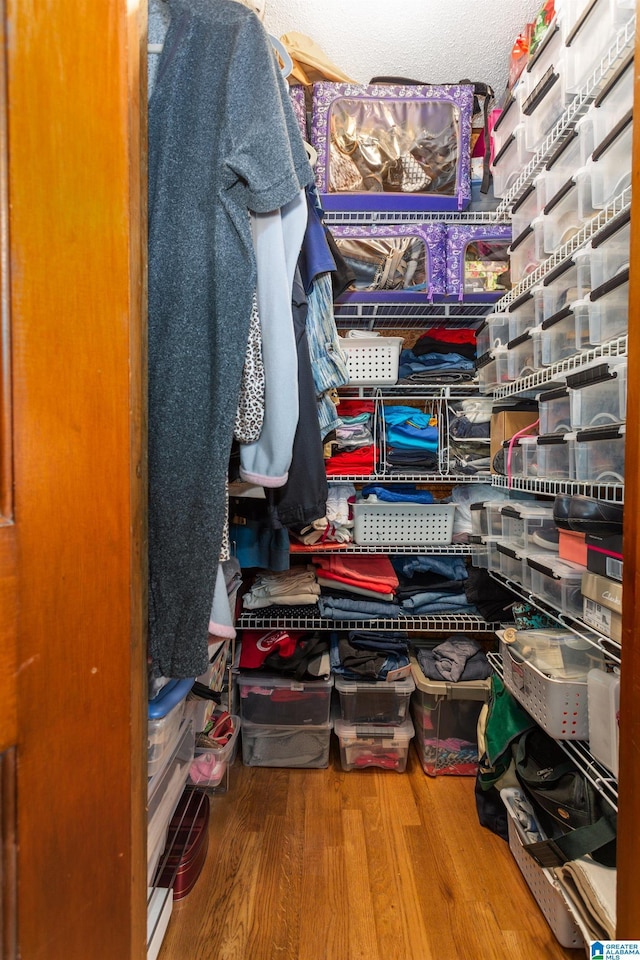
[617, 9, 640, 937]
[5, 2, 147, 957]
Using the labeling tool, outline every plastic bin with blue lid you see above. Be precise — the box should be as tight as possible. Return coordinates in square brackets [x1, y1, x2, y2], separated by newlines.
[148, 677, 195, 777]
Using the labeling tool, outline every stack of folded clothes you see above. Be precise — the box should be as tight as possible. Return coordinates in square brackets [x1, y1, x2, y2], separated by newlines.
[447, 398, 493, 476]
[398, 327, 477, 384]
[381, 404, 440, 473]
[330, 630, 410, 681]
[391, 555, 478, 616]
[416, 636, 491, 681]
[325, 398, 376, 476]
[289, 482, 356, 547]
[242, 566, 321, 610]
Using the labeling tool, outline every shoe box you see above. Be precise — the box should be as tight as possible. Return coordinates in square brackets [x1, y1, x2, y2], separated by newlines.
[581, 570, 623, 642]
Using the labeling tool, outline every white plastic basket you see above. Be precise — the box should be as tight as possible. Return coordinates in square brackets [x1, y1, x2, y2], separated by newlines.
[500, 638, 589, 739]
[337, 335, 403, 385]
[353, 501, 456, 545]
[500, 788, 585, 949]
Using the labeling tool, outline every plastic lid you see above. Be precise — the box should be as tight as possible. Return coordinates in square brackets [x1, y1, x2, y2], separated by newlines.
[334, 675, 415, 694]
[409, 657, 492, 700]
[148, 678, 195, 720]
[333, 716, 414, 741]
[237, 673, 333, 690]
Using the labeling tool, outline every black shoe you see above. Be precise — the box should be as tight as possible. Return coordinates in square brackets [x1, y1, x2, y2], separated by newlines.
[553, 495, 572, 531]
[566, 496, 623, 537]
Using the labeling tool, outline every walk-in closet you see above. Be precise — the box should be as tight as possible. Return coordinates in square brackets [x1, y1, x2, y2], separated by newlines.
[2, 2, 640, 960]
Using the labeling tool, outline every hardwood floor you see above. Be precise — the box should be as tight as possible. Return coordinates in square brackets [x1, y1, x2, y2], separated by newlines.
[157, 741, 582, 960]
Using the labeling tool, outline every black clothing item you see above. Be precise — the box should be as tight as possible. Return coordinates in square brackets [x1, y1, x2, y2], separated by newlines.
[324, 226, 357, 298]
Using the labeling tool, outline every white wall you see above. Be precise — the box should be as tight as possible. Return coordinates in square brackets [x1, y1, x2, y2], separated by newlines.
[263, 0, 542, 98]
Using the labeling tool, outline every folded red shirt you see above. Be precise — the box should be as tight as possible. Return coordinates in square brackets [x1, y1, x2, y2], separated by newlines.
[325, 444, 376, 476]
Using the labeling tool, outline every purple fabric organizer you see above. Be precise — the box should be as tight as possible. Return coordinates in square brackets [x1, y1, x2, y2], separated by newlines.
[330, 223, 446, 303]
[311, 82, 473, 212]
[445, 223, 513, 301]
[288, 84, 307, 139]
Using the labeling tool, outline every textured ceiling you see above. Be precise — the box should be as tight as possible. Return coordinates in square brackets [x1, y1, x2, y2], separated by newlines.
[263, 0, 543, 99]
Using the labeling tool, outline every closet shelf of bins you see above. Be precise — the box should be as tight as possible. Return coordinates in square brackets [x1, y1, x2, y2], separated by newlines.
[237, 611, 501, 634]
[494, 14, 636, 216]
[494, 188, 631, 314]
[487, 651, 619, 811]
[490, 331, 628, 400]
[487, 568, 622, 664]
[490, 475, 624, 505]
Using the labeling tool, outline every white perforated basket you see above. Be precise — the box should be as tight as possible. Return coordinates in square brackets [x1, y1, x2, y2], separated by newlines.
[500, 638, 589, 739]
[352, 502, 456, 545]
[338, 335, 403, 385]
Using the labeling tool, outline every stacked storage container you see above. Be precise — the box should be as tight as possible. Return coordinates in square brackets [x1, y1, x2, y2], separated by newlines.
[333, 674, 416, 772]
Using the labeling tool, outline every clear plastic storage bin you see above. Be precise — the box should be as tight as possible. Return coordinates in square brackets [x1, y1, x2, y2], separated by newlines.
[528, 554, 586, 617]
[573, 423, 625, 482]
[491, 124, 533, 198]
[524, 21, 564, 94]
[148, 678, 194, 777]
[511, 179, 543, 241]
[188, 718, 241, 793]
[410, 663, 491, 776]
[507, 289, 542, 340]
[470, 499, 513, 539]
[147, 720, 196, 886]
[238, 674, 333, 726]
[334, 717, 414, 772]
[562, 0, 633, 95]
[334, 675, 415, 725]
[538, 388, 571, 435]
[492, 82, 524, 156]
[588, 208, 630, 290]
[587, 110, 633, 209]
[540, 306, 582, 366]
[476, 313, 511, 355]
[542, 175, 594, 254]
[539, 125, 588, 203]
[567, 358, 627, 429]
[541, 256, 589, 321]
[587, 268, 629, 343]
[500, 502, 556, 551]
[589, 50, 634, 150]
[537, 433, 575, 479]
[507, 329, 542, 380]
[522, 62, 569, 152]
[497, 541, 528, 585]
[509, 222, 543, 284]
[241, 719, 332, 768]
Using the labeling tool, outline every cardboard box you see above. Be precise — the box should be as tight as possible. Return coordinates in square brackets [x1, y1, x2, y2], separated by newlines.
[559, 530, 587, 566]
[581, 571, 623, 615]
[586, 533, 623, 582]
[490, 403, 539, 473]
[582, 598, 622, 642]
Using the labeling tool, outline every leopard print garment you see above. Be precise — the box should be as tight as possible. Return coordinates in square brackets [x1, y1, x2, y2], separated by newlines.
[234, 293, 265, 443]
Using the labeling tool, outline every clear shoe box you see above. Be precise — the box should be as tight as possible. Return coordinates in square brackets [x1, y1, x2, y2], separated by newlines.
[470, 499, 513, 539]
[527, 554, 586, 618]
[492, 81, 524, 157]
[509, 221, 543, 285]
[587, 50, 634, 153]
[587, 110, 633, 209]
[567, 358, 627, 429]
[587, 268, 629, 344]
[492, 123, 533, 198]
[540, 254, 590, 321]
[507, 328, 542, 380]
[573, 423, 625, 483]
[523, 20, 564, 96]
[539, 125, 588, 204]
[500, 502, 556, 551]
[508, 288, 544, 339]
[497, 540, 529, 586]
[588, 208, 630, 290]
[538, 387, 571, 435]
[561, 0, 634, 96]
[511, 178, 543, 241]
[540, 305, 582, 366]
[476, 313, 510, 356]
[521, 61, 570, 153]
[541, 175, 594, 255]
[537, 433, 575, 480]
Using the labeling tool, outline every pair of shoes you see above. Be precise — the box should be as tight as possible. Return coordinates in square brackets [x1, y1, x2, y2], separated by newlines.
[530, 526, 560, 549]
[553, 495, 623, 537]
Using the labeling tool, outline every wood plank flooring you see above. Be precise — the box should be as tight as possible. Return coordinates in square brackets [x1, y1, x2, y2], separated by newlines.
[157, 740, 582, 960]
